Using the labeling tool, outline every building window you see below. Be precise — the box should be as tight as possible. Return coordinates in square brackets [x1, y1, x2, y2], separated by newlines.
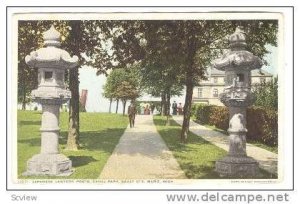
[213, 89, 218, 97]
[213, 77, 218, 83]
[260, 77, 266, 83]
[198, 88, 203, 98]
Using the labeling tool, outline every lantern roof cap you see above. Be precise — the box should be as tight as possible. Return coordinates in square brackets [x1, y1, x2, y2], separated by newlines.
[25, 25, 78, 69]
[212, 50, 263, 71]
[43, 25, 61, 47]
[212, 27, 263, 71]
[228, 27, 247, 49]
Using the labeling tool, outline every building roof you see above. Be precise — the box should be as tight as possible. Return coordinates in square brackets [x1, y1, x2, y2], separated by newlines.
[210, 68, 225, 76]
[209, 68, 272, 77]
[251, 69, 273, 77]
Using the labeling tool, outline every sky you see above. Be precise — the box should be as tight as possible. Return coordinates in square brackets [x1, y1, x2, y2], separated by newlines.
[79, 45, 278, 113]
[262, 44, 278, 76]
[79, 66, 186, 113]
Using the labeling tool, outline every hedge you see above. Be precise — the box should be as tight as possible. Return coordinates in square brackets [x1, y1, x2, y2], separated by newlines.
[247, 107, 278, 146]
[192, 104, 278, 146]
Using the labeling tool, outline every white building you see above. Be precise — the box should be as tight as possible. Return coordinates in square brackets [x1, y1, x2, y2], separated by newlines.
[192, 68, 273, 106]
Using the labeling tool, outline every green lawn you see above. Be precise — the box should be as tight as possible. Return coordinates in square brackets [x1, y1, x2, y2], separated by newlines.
[154, 116, 227, 179]
[18, 110, 128, 179]
[191, 116, 278, 154]
[154, 116, 276, 179]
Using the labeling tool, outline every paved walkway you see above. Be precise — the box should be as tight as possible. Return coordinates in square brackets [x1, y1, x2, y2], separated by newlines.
[99, 115, 186, 179]
[172, 116, 278, 175]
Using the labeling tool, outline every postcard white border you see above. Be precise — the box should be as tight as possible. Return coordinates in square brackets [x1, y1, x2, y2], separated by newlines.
[7, 7, 293, 190]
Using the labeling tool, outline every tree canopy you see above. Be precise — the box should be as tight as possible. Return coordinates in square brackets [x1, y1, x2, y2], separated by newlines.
[104, 20, 278, 142]
[19, 19, 278, 144]
[103, 67, 141, 115]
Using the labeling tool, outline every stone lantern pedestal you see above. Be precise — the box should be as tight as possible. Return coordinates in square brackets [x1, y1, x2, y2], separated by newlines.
[213, 28, 263, 178]
[23, 26, 78, 176]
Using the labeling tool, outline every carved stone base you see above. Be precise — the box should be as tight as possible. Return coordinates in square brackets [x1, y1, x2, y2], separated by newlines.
[216, 156, 259, 178]
[23, 153, 73, 176]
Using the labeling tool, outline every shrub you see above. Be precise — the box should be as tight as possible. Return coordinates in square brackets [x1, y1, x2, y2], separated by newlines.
[191, 104, 198, 117]
[247, 107, 278, 146]
[208, 106, 229, 130]
[192, 104, 278, 147]
[246, 107, 265, 141]
[262, 109, 278, 146]
[194, 104, 213, 124]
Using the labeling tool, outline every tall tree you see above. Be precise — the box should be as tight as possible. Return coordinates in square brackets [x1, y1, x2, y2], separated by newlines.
[102, 69, 123, 113]
[103, 80, 114, 113]
[66, 21, 81, 150]
[116, 81, 139, 115]
[97, 20, 277, 142]
[139, 21, 184, 118]
[63, 20, 277, 143]
[164, 20, 278, 142]
[139, 63, 183, 116]
[174, 20, 233, 142]
[62, 21, 120, 149]
[103, 67, 141, 115]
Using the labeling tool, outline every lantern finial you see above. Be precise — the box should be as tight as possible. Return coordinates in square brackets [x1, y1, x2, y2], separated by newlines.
[229, 26, 247, 49]
[43, 25, 61, 47]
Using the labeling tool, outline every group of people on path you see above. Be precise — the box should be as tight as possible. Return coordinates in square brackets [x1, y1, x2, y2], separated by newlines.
[172, 101, 183, 115]
[127, 100, 184, 128]
[127, 102, 155, 128]
[141, 104, 155, 115]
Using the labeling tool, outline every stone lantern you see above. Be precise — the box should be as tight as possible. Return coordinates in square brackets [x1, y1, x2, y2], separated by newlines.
[24, 25, 78, 176]
[213, 27, 263, 178]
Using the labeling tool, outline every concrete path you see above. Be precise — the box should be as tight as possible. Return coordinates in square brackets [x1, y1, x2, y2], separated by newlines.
[172, 116, 278, 175]
[99, 115, 186, 179]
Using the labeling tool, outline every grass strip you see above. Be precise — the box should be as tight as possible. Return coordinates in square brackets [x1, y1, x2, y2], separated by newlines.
[18, 110, 128, 179]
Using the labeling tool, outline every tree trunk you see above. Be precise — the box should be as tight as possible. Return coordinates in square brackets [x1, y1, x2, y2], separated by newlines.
[180, 80, 194, 143]
[180, 24, 197, 143]
[166, 90, 171, 126]
[115, 99, 119, 114]
[108, 98, 112, 113]
[20, 66, 27, 110]
[161, 93, 166, 116]
[163, 96, 168, 116]
[67, 67, 80, 150]
[22, 85, 26, 110]
[66, 21, 81, 150]
[122, 100, 127, 116]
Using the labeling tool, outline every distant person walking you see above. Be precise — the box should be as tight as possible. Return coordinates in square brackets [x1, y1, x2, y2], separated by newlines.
[150, 103, 155, 115]
[128, 101, 137, 128]
[172, 101, 177, 115]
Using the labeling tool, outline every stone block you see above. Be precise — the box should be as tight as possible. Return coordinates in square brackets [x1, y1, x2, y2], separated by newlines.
[215, 156, 258, 178]
[23, 153, 73, 176]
